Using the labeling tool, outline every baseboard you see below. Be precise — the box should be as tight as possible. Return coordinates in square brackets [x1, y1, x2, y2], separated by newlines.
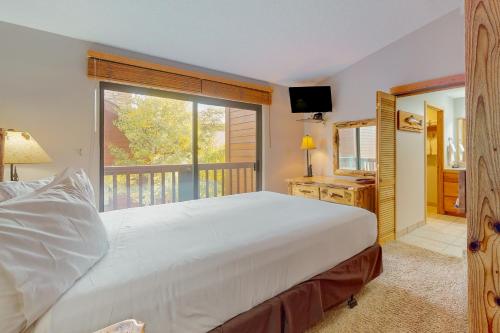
[396, 220, 426, 238]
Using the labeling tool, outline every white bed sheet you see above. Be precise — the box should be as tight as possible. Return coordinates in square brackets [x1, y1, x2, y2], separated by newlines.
[29, 191, 377, 333]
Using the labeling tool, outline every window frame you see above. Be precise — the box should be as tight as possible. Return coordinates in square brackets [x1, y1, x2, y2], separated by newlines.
[99, 82, 263, 211]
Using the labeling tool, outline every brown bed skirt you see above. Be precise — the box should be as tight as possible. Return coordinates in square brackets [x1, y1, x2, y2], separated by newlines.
[208, 244, 382, 333]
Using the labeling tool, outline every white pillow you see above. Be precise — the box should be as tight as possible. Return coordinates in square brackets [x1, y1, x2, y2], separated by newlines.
[0, 168, 109, 333]
[0, 176, 54, 202]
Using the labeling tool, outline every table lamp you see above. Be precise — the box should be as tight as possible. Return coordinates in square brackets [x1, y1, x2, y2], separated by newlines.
[2, 130, 52, 181]
[300, 134, 316, 177]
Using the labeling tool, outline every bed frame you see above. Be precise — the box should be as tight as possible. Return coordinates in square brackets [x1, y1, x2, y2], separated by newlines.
[94, 244, 382, 333]
[207, 244, 382, 333]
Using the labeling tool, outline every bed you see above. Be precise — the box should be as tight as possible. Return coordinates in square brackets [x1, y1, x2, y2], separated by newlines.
[27, 191, 381, 333]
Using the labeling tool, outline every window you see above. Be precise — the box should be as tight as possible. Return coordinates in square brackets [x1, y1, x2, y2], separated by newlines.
[101, 83, 262, 211]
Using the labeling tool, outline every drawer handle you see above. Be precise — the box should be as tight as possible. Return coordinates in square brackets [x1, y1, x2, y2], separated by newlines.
[300, 189, 313, 194]
[329, 192, 344, 199]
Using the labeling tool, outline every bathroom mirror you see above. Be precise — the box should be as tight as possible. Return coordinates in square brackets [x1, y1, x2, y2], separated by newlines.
[333, 118, 376, 177]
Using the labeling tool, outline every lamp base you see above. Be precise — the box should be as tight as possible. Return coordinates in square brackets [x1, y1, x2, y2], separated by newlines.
[10, 164, 19, 181]
[304, 164, 313, 178]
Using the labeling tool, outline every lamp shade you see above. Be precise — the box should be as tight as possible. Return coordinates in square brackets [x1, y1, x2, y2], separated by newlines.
[300, 135, 316, 150]
[4, 131, 51, 164]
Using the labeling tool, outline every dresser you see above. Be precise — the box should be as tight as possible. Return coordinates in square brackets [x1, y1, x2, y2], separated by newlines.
[285, 176, 375, 213]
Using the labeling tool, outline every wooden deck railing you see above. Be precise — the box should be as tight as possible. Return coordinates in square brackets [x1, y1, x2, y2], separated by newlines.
[103, 162, 255, 211]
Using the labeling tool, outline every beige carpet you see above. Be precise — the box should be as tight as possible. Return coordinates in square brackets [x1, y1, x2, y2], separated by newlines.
[307, 241, 467, 333]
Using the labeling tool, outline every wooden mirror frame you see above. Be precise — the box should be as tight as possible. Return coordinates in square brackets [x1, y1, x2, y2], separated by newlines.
[333, 118, 376, 178]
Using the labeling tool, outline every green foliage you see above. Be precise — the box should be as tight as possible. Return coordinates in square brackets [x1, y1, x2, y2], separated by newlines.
[108, 94, 225, 165]
[103, 92, 228, 210]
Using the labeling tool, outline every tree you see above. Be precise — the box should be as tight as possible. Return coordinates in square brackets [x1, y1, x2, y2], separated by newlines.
[107, 93, 226, 165]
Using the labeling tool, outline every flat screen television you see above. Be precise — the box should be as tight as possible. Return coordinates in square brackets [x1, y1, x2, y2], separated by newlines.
[289, 86, 332, 113]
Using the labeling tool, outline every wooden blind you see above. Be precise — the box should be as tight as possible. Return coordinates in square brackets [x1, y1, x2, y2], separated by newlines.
[87, 51, 272, 105]
[376, 91, 396, 244]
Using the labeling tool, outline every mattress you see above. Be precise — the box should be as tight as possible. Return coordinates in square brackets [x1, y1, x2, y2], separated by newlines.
[29, 191, 377, 333]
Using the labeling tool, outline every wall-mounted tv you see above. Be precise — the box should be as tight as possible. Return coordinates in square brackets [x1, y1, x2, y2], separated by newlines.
[289, 86, 332, 113]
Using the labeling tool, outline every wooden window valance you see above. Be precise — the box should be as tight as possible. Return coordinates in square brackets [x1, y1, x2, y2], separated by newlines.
[87, 50, 272, 105]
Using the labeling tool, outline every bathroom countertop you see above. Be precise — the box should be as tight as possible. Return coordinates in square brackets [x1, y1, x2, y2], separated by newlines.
[444, 167, 466, 171]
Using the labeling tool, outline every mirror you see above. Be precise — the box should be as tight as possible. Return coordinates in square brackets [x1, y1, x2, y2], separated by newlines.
[333, 119, 376, 177]
[456, 117, 466, 166]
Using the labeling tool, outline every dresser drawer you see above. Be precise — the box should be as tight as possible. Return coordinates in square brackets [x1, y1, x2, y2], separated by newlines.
[443, 171, 459, 183]
[292, 184, 320, 199]
[444, 196, 460, 214]
[320, 187, 354, 205]
[444, 181, 459, 197]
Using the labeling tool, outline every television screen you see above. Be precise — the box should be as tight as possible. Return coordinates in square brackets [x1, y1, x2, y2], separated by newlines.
[289, 86, 332, 113]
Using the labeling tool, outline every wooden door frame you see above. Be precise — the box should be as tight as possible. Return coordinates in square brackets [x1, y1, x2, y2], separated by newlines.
[466, 0, 500, 331]
[390, 75, 465, 229]
[390, 74, 465, 97]
[423, 103, 445, 218]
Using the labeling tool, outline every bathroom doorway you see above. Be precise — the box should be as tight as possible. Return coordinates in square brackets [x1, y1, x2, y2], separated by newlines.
[396, 86, 467, 257]
[424, 103, 443, 216]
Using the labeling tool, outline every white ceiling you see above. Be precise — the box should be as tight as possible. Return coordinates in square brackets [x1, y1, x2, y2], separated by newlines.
[0, 0, 462, 86]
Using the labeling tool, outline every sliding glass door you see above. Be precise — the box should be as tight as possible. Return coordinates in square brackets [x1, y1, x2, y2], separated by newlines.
[100, 83, 261, 211]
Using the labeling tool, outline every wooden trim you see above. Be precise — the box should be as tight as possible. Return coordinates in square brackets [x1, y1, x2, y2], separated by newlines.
[332, 118, 376, 178]
[425, 104, 445, 215]
[0, 128, 5, 182]
[436, 108, 444, 216]
[466, 1, 500, 331]
[88, 50, 273, 105]
[390, 74, 465, 97]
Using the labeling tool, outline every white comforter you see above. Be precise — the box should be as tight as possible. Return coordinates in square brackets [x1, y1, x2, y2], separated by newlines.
[29, 191, 377, 333]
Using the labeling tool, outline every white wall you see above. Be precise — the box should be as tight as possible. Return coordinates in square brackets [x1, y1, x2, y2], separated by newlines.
[262, 86, 305, 193]
[396, 91, 457, 232]
[0, 22, 97, 184]
[0, 21, 303, 195]
[454, 97, 465, 118]
[304, 9, 464, 233]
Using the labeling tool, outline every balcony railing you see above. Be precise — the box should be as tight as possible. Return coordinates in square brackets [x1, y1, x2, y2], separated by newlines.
[103, 162, 256, 211]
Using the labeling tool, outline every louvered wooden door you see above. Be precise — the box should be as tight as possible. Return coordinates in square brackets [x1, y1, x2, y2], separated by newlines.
[376, 91, 396, 244]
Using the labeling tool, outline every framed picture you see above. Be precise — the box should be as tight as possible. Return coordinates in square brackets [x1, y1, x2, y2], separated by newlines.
[397, 110, 423, 132]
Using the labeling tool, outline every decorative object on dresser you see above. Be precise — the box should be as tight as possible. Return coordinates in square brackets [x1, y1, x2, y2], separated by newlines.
[332, 118, 376, 177]
[397, 110, 423, 132]
[0, 129, 51, 181]
[286, 176, 375, 213]
[300, 134, 316, 177]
